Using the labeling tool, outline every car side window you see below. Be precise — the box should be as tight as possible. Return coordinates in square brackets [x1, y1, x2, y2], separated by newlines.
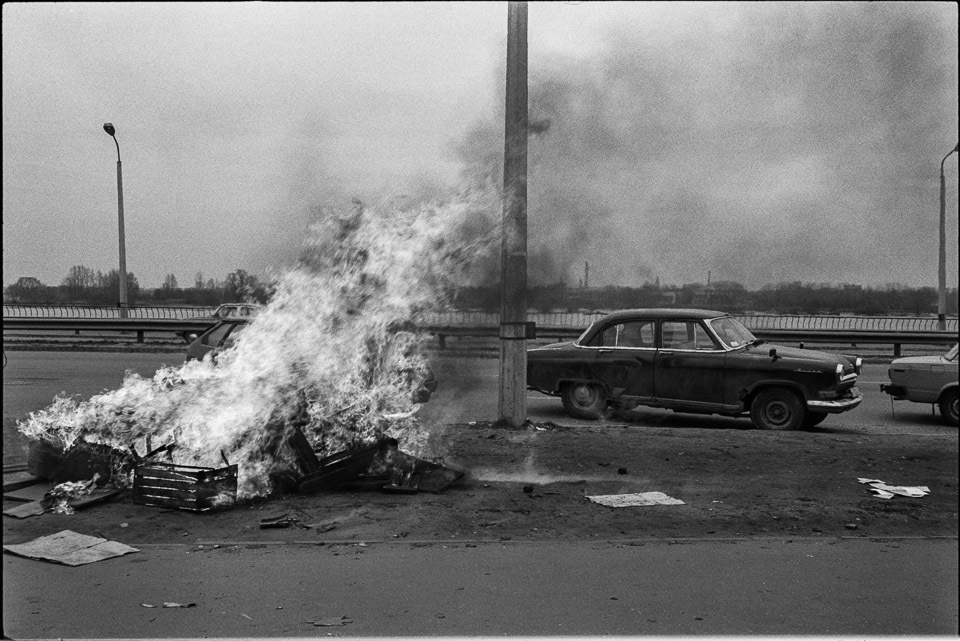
[597, 321, 654, 348]
[661, 321, 719, 350]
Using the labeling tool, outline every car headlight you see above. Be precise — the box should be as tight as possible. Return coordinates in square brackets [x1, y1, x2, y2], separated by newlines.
[854, 357, 862, 375]
[836, 363, 844, 383]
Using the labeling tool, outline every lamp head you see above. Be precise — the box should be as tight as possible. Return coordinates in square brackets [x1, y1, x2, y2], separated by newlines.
[103, 123, 116, 136]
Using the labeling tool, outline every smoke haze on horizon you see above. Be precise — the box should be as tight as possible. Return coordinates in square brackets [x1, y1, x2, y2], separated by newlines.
[3, 2, 957, 291]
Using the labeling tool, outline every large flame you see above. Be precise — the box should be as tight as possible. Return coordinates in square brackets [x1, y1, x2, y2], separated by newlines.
[17, 193, 498, 498]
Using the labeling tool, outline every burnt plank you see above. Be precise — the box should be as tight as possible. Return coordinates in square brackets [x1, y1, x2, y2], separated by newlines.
[3, 501, 46, 519]
[287, 427, 321, 474]
[3, 471, 44, 493]
[4, 483, 53, 502]
[135, 467, 201, 482]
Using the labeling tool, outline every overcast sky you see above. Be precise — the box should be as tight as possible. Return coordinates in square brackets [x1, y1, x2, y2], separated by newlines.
[3, 2, 958, 291]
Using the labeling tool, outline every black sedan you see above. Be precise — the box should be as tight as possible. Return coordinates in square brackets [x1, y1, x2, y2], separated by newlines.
[527, 308, 862, 430]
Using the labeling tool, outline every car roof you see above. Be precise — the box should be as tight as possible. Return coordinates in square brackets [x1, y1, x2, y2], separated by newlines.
[595, 308, 729, 323]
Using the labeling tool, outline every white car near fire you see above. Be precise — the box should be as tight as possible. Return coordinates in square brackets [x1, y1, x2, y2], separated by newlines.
[881, 344, 958, 426]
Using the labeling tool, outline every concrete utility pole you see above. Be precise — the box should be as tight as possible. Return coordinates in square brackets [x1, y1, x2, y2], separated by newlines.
[498, 1, 529, 427]
[938, 142, 958, 330]
[103, 123, 129, 319]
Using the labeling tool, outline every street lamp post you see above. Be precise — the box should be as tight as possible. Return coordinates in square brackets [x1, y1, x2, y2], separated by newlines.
[938, 142, 958, 330]
[103, 123, 129, 319]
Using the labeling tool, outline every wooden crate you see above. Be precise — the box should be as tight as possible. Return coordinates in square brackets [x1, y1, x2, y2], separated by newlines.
[133, 463, 237, 511]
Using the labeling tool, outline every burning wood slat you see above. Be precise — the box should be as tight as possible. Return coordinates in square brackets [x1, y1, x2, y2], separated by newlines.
[133, 463, 237, 512]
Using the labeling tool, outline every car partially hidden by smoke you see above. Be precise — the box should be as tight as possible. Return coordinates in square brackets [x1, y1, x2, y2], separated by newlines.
[186, 318, 438, 403]
[527, 308, 863, 430]
[880, 344, 958, 426]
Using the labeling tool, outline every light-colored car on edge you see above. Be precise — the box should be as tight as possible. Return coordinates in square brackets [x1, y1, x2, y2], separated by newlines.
[881, 343, 958, 426]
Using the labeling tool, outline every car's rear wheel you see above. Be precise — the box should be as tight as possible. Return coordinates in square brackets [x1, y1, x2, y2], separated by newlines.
[561, 382, 605, 420]
[803, 412, 829, 429]
[939, 389, 959, 427]
[750, 388, 806, 430]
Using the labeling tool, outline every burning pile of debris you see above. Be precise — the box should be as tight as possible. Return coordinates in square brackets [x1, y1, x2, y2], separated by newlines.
[15, 196, 495, 510]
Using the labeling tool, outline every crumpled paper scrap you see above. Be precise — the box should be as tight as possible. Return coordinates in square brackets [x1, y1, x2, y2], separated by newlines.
[857, 478, 930, 499]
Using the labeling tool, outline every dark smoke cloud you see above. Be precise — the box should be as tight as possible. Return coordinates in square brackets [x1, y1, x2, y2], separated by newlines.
[455, 3, 958, 289]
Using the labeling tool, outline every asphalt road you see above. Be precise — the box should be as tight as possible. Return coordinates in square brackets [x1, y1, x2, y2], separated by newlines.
[4, 538, 956, 637]
[3, 350, 953, 469]
[3, 348, 957, 638]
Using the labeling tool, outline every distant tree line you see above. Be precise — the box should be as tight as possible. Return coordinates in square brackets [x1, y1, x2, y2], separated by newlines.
[452, 281, 959, 316]
[3, 268, 957, 316]
[3, 267, 271, 306]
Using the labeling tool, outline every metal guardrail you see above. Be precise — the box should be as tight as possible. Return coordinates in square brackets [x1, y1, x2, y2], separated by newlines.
[2, 318, 216, 344]
[5, 305, 958, 329]
[3, 306, 958, 354]
[2, 304, 215, 319]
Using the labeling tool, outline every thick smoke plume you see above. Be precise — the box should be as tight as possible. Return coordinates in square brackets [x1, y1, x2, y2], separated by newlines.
[18, 193, 499, 498]
[457, 3, 957, 289]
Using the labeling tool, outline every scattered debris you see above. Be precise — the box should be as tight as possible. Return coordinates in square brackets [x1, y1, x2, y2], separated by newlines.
[587, 492, 685, 507]
[308, 615, 353, 627]
[140, 602, 196, 609]
[260, 513, 310, 529]
[857, 478, 930, 499]
[134, 462, 238, 511]
[3, 530, 139, 566]
[45, 475, 102, 514]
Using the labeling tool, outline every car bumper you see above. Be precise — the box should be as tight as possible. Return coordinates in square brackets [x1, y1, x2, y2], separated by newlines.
[880, 383, 906, 398]
[807, 387, 863, 414]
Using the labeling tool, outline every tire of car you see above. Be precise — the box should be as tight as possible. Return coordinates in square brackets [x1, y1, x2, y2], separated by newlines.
[939, 388, 959, 427]
[803, 412, 829, 429]
[750, 388, 806, 431]
[560, 382, 606, 420]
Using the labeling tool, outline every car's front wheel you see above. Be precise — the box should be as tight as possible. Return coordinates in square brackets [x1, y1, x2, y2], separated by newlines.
[803, 412, 829, 429]
[939, 388, 959, 427]
[561, 382, 605, 420]
[750, 388, 806, 430]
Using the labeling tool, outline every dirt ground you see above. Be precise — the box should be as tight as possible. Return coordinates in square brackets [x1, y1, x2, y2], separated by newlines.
[4, 421, 957, 546]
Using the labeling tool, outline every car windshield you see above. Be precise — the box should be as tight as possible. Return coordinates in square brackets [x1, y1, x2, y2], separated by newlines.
[708, 316, 757, 349]
[945, 344, 958, 361]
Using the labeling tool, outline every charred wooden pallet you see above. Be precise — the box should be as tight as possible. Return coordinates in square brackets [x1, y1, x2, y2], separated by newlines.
[297, 440, 394, 494]
[133, 463, 237, 511]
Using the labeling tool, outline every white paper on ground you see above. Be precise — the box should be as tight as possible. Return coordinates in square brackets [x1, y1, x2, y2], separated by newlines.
[3, 530, 139, 566]
[857, 478, 930, 499]
[586, 492, 685, 507]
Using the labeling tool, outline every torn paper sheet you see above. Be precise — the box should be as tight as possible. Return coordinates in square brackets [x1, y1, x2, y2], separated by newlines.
[858, 478, 930, 499]
[3, 530, 139, 566]
[587, 492, 685, 507]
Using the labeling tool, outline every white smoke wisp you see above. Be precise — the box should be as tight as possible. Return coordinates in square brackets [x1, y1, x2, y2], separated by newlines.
[17, 191, 499, 498]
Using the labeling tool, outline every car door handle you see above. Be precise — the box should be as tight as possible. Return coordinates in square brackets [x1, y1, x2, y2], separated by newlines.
[660, 351, 674, 356]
